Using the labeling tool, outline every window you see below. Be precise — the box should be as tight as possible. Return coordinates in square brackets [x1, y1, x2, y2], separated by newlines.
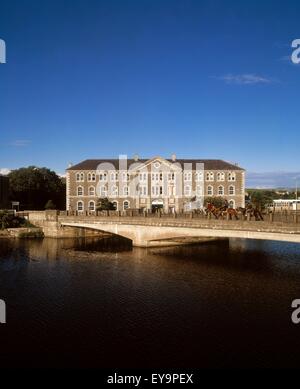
[184, 172, 192, 181]
[139, 186, 147, 196]
[196, 185, 203, 196]
[99, 172, 107, 182]
[228, 172, 236, 181]
[100, 186, 107, 197]
[88, 173, 96, 182]
[184, 185, 191, 196]
[229, 200, 235, 208]
[123, 186, 129, 196]
[168, 186, 176, 196]
[88, 201, 95, 211]
[112, 201, 118, 211]
[152, 186, 161, 196]
[229, 185, 235, 195]
[123, 200, 130, 210]
[195, 172, 203, 182]
[122, 172, 130, 182]
[88, 186, 95, 196]
[207, 185, 213, 196]
[139, 172, 147, 182]
[77, 186, 84, 196]
[111, 186, 118, 196]
[77, 201, 84, 212]
[76, 172, 84, 182]
[151, 173, 159, 182]
[217, 172, 225, 181]
[218, 186, 224, 196]
[168, 173, 175, 181]
[110, 172, 118, 182]
[206, 172, 214, 181]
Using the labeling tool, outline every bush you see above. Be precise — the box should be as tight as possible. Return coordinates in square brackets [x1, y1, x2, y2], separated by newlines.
[0, 210, 27, 229]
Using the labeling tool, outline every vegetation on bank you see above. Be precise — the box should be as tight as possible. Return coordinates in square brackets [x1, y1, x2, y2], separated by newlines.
[0, 210, 33, 230]
[18, 230, 44, 238]
[8, 166, 66, 210]
[246, 189, 297, 209]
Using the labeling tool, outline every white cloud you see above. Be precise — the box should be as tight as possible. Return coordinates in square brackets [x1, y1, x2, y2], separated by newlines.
[216, 74, 272, 85]
[0, 168, 11, 175]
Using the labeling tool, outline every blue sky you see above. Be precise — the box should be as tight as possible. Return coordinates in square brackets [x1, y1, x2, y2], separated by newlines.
[0, 0, 300, 187]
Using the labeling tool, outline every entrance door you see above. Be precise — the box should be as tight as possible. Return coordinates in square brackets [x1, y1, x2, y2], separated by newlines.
[151, 199, 164, 213]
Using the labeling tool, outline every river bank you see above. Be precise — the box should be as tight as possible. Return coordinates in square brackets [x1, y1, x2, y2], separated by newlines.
[0, 227, 44, 238]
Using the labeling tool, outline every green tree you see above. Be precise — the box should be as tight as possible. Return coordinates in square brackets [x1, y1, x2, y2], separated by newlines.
[96, 198, 116, 211]
[204, 197, 225, 208]
[8, 166, 66, 210]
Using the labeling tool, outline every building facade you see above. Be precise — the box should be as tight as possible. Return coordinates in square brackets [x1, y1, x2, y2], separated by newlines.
[66, 155, 245, 213]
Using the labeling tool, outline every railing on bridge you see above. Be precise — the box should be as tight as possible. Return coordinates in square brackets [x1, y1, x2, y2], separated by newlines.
[57, 209, 300, 224]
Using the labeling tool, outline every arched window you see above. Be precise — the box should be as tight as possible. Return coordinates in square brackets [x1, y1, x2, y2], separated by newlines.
[111, 186, 118, 196]
[123, 186, 129, 196]
[217, 172, 225, 181]
[88, 186, 95, 196]
[184, 185, 191, 196]
[77, 201, 84, 212]
[206, 172, 214, 181]
[88, 201, 95, 211]
[88, 173, 96, 182]
[228, 172, 236, 181]
[195, 172, 203, 182]
[218, 185, 224, 195]
[229, 199, 235, 208]
[229, 185, 235, 195]
[77, 186, 84, 196]
[123, 200, 130, 210]
[100, 186, 107, 197]
[207, 185, 213, 196]
[112, 201, 118, 211]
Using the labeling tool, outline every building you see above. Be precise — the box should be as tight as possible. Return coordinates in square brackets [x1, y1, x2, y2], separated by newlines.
[272, 199, 300, 211]
[66, 155, 245, 213]
[0, 175, 9, 209]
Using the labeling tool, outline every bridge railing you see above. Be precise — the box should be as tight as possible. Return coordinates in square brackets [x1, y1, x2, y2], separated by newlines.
[57, 209, 300, 224]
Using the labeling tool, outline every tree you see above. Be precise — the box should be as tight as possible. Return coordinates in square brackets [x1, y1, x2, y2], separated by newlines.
[248, 189, 279, 210]
[204, 197, 225, 208]
[45, 200, 56, 210]
[96, 198, 116, 211]
[8, 166, 66, 210]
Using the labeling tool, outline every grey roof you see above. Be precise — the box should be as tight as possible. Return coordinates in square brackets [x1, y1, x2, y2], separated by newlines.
[67, 158, 245, 171]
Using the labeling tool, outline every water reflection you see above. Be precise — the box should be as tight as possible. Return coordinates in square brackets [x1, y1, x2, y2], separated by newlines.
[0, 236, 300, 367]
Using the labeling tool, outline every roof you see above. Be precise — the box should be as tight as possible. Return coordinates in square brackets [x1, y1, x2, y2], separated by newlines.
[67, 158, 245, 171]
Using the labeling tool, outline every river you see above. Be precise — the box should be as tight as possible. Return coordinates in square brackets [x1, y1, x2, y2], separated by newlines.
[0, 237, 300, 367]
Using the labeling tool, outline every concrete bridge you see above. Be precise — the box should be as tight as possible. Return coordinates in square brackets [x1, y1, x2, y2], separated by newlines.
[27, 211, 300, 247]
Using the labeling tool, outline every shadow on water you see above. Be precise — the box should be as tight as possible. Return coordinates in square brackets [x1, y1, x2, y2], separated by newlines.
[71, 235, 132, 252]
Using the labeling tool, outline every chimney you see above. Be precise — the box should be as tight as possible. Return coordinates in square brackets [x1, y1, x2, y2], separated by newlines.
[68, 162, 73, 168]
[171, 153, 176, 162]
[133, 154, 139, 162]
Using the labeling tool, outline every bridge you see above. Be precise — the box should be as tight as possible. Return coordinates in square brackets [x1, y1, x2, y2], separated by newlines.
[27, 210, 300, 247]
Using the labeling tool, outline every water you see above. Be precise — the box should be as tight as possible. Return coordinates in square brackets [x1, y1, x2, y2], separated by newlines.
[0, 236, 300, 368]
